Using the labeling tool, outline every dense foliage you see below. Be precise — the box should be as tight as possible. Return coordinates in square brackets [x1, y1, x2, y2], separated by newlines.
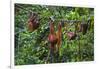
[15, 4, 94, 65]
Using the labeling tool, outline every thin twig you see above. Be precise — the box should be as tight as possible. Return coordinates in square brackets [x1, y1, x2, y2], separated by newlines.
[45, 50, 50, 63]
